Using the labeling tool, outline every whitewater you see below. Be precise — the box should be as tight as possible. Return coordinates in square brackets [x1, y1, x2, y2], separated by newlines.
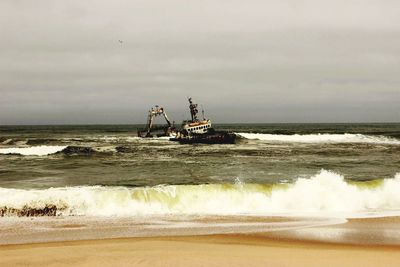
[0, 145, 67, 156]
[1, 170, 400, 218]
[236, 133, 400, 145]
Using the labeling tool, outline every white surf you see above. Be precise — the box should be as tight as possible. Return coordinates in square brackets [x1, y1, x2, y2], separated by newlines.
[236, 133, 400, 144]
[1, 170, 400, 218]
[0, 146, 67, 156]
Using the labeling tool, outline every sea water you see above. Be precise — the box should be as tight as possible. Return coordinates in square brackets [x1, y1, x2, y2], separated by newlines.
[0, 123, 399, 218]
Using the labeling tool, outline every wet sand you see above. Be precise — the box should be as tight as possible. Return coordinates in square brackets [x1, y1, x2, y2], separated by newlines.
[1, 216, 400, 267]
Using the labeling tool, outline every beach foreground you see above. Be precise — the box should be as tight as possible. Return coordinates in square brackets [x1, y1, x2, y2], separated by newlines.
[1, 217, 400, 267]
[1, 235, 399, 267]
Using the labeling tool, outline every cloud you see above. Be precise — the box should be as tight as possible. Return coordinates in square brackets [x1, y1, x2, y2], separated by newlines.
[0, 0, 399, 124]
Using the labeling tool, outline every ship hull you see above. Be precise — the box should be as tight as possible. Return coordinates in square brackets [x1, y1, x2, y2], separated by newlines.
[170, 132, 236, 144]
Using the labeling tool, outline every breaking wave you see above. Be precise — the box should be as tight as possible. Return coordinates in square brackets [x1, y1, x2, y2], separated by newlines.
[237, 133, 400, 144]
[1, 170, 400, 218]
[0, 145, 102, 156]
[0, 146, 67, 156]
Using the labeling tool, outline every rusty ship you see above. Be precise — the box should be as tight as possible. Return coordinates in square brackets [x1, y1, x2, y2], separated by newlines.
[138, 98, 236, 144]
[169, 98, 236, 144]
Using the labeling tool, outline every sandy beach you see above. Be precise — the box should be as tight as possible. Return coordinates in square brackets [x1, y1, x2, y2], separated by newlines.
[1, 216, 400, 267]
[1, 234, 399, 267]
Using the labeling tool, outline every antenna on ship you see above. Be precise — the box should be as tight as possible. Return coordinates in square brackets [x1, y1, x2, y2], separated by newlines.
[201, 105, 205, 120]
[188, 97, 199, 122]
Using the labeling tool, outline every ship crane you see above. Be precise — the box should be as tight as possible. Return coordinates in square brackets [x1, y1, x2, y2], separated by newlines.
[137, 97, 236, 143]
[138, 105, 174, 137]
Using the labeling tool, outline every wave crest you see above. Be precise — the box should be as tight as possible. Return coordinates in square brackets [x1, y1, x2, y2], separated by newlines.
[0, 146, 67, 156]
[236, 133, 400, 144]
[0, 145, 101, 156]
[1, 170, 400, 217]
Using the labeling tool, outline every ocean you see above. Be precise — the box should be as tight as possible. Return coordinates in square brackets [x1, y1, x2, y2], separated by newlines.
[0, 123, 399, 219]
[0, 123, 400, 244]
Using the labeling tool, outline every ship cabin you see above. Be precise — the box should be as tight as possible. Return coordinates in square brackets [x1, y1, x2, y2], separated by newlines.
[182, 119, 212, 135]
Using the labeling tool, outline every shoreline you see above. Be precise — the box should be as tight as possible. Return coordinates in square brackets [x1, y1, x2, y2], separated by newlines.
[0, 215, 346, 245]
[1, 216, 400, 266]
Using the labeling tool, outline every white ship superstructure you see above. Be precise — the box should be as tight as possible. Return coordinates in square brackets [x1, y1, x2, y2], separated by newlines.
[182, 120, 212, 134]
[181, 98, 212, 135]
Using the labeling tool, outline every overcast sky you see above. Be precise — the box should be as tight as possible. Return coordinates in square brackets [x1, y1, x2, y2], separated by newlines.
[0, 0, 399, 124]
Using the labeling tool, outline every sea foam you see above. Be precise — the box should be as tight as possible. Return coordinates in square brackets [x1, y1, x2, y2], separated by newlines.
[0, 146, 67, 156]
[236, 133, 400, 144]
[1, 170, 400, 218]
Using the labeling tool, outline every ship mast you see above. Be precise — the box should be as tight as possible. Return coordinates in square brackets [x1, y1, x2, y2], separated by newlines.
[188, 97, 199, 122]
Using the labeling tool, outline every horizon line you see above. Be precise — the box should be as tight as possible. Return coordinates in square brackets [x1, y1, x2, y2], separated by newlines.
[1, 121, 400, 127]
